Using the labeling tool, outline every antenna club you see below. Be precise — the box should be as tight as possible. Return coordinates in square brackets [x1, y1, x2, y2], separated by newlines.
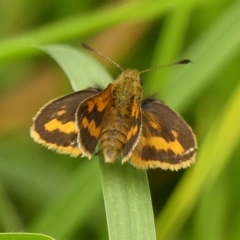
[81, 43, 94, 51]
[140, 58, 192, 74]
[177, 59, 192, 64]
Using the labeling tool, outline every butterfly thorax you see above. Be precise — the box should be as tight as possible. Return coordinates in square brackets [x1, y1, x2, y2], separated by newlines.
[100, 69, 142, 163]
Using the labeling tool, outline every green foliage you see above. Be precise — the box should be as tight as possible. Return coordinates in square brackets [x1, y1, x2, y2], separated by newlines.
[0, 0, 240, 240]
[99, 158, 155, 240]
[0, 233, 54, 240]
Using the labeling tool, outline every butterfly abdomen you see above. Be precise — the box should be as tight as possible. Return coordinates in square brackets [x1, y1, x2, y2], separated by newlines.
[100, 104, 132, 163]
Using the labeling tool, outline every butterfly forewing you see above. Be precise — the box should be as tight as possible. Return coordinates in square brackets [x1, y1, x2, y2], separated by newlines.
[122, 97, 142, 162]
[130, 99, 197, 170]
[76, 84, 112, 158]
[30, 88, 101, 156]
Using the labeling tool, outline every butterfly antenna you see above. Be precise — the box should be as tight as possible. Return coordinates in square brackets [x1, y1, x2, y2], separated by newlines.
[81, 43, 124, 71]
[140, 59, 192, 74]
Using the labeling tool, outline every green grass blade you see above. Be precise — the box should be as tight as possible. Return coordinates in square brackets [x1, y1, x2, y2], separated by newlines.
[0, 1, 171, 64]
[192, 176, 229, 240]
[0, 0, 215, 64]
[36, 44, 112, 91]
[145, 5, 193, 94]
[99, 157, 156, 240]
[0, 233, 54, 240]
[164, 0, 240, 111]
[156, 76, 240, 240]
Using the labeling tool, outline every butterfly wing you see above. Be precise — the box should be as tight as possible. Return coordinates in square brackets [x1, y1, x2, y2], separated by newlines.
[76, 84, 112, 158]
[30, 88, 101, 157]
[130, 99, 197, 170]
[122, 96, 142, 162]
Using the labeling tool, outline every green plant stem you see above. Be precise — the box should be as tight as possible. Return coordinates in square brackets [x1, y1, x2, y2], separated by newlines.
[99, 156, 156, 240]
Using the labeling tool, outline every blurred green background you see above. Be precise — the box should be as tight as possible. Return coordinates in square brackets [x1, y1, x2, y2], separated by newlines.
[0, 0, 240, 240]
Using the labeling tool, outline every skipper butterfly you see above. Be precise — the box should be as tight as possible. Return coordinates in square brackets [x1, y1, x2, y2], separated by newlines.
[30, 44, 197, 170]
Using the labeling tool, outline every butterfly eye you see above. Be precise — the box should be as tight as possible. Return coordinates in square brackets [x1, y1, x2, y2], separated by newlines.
[139, 76, 143, 85]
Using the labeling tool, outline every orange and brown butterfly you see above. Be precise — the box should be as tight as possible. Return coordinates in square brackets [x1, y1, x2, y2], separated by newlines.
[30, 43, 197, 171]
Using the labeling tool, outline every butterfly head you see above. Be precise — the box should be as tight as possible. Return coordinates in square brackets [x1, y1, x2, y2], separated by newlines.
[120, 68, 140, 79]
[112, 69, 142, 101]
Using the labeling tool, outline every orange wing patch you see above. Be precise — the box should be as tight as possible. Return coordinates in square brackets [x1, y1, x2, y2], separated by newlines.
[122, 97, 142, 162]
[138, 135, 185, 155]
[82, 117, 102, 138]
[44, 118, 77, 134]
[76, 84, 113, 158]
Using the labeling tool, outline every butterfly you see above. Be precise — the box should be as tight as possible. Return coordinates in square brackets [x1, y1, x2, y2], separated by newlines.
[30, 44, 197, 171]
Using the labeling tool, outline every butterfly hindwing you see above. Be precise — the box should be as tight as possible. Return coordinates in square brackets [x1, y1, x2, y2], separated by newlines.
[30, 88, 101, 156]
[76, 84, 112, 158]
[130, 99, 197, 170]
